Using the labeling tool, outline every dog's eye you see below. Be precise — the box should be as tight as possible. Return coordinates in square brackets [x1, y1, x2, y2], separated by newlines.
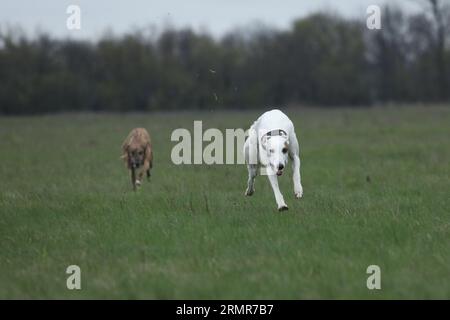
[282, 148, 288, 154]
[138, 151, 143, 155]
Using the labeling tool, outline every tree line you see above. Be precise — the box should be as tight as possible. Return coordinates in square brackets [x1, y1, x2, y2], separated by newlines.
[0, 3, 449, 115]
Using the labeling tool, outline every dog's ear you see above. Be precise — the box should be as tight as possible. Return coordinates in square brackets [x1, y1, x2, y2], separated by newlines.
[282, 141, 289, 154]
[121, 144, 129, 161]
[144, 143, 151, 156]
[261, 136, 267, 149]
[122, 142, 129, 153]
[261, 135, 271, 149]
[144, 143, 152, 163]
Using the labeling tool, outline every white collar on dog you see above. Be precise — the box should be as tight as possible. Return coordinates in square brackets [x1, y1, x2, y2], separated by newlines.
[265, 129, 287, 137]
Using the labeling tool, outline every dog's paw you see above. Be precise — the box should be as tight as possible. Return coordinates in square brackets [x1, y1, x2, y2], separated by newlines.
[244, 188, 254, 196]
[278, 205, 289, 212]
[135, 180, 141, 186]
[295, 187, 303, 199]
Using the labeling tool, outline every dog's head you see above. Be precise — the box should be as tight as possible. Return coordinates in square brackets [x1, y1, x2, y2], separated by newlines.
[124, 142, 147, 169]
[262, 134, 289, 176]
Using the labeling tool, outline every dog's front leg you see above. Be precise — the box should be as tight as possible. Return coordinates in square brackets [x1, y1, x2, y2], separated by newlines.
[245, 164, 258, 196]
[289, 133, 303, 199]
[131, 168, 136, 191]
[137, 161, 150, 184]
[292, 154, 303, 199]
[267, 174, 288, 211]
[136, 169, 145, 186]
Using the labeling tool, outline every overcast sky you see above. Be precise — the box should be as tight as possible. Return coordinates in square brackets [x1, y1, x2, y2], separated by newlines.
[0, 0, 420, 39]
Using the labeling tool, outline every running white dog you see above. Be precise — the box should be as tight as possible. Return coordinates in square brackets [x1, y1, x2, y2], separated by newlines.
[243, 109, 303, 211]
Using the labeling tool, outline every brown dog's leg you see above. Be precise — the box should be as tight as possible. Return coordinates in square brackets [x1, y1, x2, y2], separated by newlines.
[137, 170, 145, 184]
[131, 167, 136, 191]
[136, 161, 148, 183]
[140, 159, 150, 182]
[145, 145, 153, 181]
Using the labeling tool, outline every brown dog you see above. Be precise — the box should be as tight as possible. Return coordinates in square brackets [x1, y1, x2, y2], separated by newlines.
[121, 128, 153, 191]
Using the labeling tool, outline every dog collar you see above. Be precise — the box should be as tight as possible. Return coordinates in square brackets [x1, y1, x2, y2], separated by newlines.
[265, 129, 287, 137]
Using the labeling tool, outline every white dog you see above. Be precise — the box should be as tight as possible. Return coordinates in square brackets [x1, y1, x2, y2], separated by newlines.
[243, 109, 303, 211]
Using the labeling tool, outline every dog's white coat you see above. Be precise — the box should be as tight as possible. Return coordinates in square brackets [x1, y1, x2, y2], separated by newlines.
[243, 109, 303, 210]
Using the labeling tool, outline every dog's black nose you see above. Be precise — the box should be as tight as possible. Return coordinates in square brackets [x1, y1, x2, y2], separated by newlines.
[278, 164, 284, 170]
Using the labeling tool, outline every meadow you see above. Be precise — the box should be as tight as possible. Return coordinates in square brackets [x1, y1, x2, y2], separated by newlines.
[0, 106, 449, 299]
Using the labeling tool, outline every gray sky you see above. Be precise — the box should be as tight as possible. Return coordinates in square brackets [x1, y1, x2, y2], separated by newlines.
[0, 0, 419, 39]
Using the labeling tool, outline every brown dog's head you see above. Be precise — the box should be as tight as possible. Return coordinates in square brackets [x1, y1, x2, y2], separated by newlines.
[121, 128, 152, 170]
[125, 142, 147, 169]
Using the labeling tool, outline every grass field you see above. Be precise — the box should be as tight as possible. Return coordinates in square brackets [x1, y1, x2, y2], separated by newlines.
[0, 106, 449, 299]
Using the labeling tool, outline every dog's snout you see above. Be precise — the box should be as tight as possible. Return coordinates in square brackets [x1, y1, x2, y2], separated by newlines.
[278, 164, 284, 170]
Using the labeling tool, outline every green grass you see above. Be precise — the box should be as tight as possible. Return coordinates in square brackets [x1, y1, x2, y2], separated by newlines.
[0, 106, 449, 299]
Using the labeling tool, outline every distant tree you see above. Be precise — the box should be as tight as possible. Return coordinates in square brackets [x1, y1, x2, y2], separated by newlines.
[421, 0, 450, 100]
